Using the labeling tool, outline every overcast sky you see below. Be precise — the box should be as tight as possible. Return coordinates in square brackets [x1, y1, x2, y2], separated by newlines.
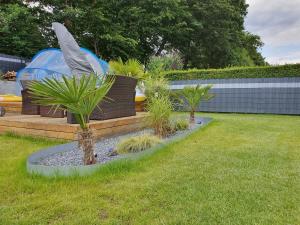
[245, 0, 300, 65]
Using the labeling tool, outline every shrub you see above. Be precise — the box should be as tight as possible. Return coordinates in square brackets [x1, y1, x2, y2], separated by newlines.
[163, 64, 300, 81]
[147, 54, 183, 74]
[109, 58, 144, 79]
[144, 76, 170, 100]
[172, 118, 189, 131]
[116, 134, 161, 154]
[146, 96, 173, 138]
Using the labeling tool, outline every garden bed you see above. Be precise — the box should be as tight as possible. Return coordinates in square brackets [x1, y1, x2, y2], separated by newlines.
[27, 117, 212, 177]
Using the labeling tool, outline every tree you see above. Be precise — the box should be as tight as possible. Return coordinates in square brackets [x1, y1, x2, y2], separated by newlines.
[241, 32, 267, 66]
[29, 74, 114, 165]
[178, 85, 214, 124]
[0, 3, 48, 58]
[1, 0, 266, 68]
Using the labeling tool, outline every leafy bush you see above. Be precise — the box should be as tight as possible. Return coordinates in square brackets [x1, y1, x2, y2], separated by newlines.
[172, 118, 189, 131]
[146, 96, 173, 138]
[116, 134, 161, 154]
[109, 58, 144, 79]
[164, 64, 300, 81]
[147, 54, 183, 74]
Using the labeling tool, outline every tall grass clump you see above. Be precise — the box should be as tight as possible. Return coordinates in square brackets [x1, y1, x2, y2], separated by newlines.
[146, 96, 173, 138]
[172, 118, 189, 131]
[116, 134, 161, 154]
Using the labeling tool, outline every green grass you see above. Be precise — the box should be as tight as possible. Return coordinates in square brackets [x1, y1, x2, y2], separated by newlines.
[0, 113, 299, 225]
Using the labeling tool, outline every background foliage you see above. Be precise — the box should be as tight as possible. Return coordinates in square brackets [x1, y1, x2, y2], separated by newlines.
[164, 64, 300, 80]
[0, 0, 266, 68]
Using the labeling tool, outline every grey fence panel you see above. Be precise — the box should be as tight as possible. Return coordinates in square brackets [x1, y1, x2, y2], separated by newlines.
[0, 53, 30, 74]
[171, 78, 300, 115]
[0, 81, 17, 95]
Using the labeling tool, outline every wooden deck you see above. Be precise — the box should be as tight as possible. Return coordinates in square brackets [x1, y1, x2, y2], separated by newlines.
[0, 112, 148, 140]
[0, 102, 22, 113]
[0, 102, 144, 113]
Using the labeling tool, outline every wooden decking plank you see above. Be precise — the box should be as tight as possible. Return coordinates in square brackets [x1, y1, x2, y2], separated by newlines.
[93, 122, 146, 139]
[0, 112, 148, 140]
[89, 113, 147, 129]
[0, 125, 75, 140]
[0, 119, 79, 132]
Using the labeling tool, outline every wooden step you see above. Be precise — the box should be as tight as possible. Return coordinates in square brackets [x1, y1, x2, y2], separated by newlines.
[0, 112, 148, 140]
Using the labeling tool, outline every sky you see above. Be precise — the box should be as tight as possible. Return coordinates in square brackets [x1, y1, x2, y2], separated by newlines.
[245, 0, 300, 65]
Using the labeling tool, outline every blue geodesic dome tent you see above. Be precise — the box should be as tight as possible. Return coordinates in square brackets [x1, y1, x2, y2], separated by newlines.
[17, 48, 108, 83]
[16, 22, 110, 95]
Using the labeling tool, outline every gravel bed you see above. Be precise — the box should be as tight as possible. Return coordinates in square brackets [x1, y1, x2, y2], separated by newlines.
[39, 120, 203, 167]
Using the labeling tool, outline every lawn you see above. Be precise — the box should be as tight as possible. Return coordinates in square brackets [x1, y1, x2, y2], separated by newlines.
[0, 113, 299, 225]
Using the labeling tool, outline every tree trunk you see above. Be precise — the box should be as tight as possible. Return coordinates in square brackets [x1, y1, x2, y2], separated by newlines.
[183, 55, 189, 69]
[93, 40, 99, 56]
[190, 110, 195, 124]
[78, 129, 96, 165]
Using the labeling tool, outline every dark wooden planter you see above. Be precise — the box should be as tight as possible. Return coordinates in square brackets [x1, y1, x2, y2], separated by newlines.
[90, 75, 137, 120]
[67, 112, 89, 124]
[40, 106, 65, 118]
[21, 88, 40, 115]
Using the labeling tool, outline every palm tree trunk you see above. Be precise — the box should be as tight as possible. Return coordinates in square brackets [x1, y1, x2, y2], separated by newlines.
[78, 129, 96, 165]
[190, 110, 195, 124]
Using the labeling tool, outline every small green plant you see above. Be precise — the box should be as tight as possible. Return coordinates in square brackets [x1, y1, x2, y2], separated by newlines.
[116, 134, 161, 154]
[146, 96, 173, 138]
[172, 118, 189, 131]
[178, 85, 214, 124]
[109, 58, 144, 79]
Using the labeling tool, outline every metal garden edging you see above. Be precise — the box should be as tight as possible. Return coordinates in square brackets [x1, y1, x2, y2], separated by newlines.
[27, 117, 212, 177]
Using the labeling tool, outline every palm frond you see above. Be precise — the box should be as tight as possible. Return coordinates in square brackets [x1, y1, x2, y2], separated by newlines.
[29, 74, 114, 130]
[179, 85, 213, 111]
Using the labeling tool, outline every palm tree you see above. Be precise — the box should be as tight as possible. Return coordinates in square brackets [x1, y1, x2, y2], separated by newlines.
[179, 85, 214, 124]
[29, 74, 114, 165]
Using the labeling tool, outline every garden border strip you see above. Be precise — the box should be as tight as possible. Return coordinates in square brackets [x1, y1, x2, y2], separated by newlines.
[27, 117, 212, 177]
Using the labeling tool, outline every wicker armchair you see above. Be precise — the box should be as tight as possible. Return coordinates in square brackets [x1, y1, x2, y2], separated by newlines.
[40, 106, 65, 118]
[90, 75, 137, 120]
[20, 80, 40, 115]
[21, 80, 65, 117]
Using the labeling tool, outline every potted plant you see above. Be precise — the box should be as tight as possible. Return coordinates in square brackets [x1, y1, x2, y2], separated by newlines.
[29, 74, 114, 165]
[90, 58, 144, 120]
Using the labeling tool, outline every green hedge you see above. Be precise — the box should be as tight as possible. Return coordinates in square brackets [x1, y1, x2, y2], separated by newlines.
[164, 64, 300, 81]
